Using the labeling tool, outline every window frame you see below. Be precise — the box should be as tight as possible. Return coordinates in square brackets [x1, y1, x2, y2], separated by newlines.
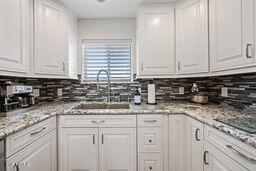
[81, 39, 133, 83]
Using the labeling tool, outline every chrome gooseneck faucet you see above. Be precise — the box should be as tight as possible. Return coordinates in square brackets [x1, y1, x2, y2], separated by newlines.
[96, 69, 110, 103]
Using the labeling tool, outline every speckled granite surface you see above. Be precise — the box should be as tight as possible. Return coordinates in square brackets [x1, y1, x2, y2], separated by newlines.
[0, 102, 255, 149]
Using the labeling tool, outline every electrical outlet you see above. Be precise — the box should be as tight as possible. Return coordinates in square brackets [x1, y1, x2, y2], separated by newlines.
[221, 87, 228, 97]
[179, 87, 185, 95]
[57, 88, 63, 97]
[33, 89, 40, 97]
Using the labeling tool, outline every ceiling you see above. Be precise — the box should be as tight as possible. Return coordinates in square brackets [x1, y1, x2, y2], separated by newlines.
[62, 0, 177, 19]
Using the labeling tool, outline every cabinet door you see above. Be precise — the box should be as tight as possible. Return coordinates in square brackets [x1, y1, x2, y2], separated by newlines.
[59, 128, 98, 171]
[34, 0, 67, 76]
[169, 115, 186, 171]
[210, 0, 256, 72]
[137, 6, 175, 77]
[204, 141, 249, 171]
[7, 130, 56, 171]
[176, 0, 208, 75]
[0, 0, 29, 74]
[186, 117, 204, 171]
[99, 128, 136, 171]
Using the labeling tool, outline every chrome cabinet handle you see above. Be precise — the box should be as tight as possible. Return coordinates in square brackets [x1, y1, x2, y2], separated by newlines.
[195, 128, 200, 141]
[62, 62, 65, 71]
[102, 134, 104, 144]
[246, 44, 253, 58]
[92, 120, 105, 124]
[141, 62, 144, 71]
[178, 61, 181, 70]
[30, 127, 46, 136]
[93, 134, 95, 145]
[226, 145, 256, 164]
[204, 151, 209, 165]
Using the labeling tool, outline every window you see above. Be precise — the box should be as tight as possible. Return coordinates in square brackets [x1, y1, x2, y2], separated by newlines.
[82, 40, 132, 81]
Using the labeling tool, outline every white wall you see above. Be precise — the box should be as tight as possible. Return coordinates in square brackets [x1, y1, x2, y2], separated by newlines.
[78, 18, 136, 75]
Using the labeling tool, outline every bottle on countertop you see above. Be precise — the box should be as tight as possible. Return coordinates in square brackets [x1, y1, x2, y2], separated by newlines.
[134, 88, 141, 105]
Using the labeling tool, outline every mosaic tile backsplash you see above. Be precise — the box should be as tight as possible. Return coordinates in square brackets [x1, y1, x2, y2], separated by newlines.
[0, 73, 255, 114]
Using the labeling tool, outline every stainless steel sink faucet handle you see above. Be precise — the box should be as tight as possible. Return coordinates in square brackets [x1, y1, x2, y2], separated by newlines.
[96, 69, 111, 103]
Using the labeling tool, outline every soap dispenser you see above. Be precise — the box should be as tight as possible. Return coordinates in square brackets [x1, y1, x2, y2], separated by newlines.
[134, 88, 141, 105]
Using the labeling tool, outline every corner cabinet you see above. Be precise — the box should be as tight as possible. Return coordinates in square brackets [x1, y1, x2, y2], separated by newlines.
[0, 0, 29, 76]
[209, 0, 256, 73]
[137, 5, 175, 78]
[176, 0, 209, 75]
[34, 0, 68, 76]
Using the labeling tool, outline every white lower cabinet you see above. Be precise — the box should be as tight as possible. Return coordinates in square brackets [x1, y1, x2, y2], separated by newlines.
[169, 115, 186, 171]
[6, 129, 57, 171]
[138, 115, 165, 171]
[99, 128, 136, 171]
[60, 128, 98, 171]
[139, 154, 162, 171]
[185, 117, 204, 171]
[59, 115, 137, 171]
[204, 141, 249, 171]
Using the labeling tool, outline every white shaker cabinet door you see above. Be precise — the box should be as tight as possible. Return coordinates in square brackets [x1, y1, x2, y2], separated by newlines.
[137, 6, 175, 78]
[209, 0, 256, 72]
[0, 0, 29, 74]
[34, 0, 68, 76]
[99, 128, 136, 171]
[176, 0, 209, 75]
[59, 128, 98, 171]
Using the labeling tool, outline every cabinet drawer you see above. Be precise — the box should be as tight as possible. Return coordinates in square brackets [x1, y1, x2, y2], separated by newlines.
[60, 115, 136, 128]
[138, 154, 163, 171]
[137, 115, 163, 127]
[204, 125, 256, 170]
[6, 117, 56, 158]
[138, 127, 162, 153]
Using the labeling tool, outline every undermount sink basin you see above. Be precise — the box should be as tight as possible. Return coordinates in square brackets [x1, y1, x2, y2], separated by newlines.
[73, 103, 130, 110]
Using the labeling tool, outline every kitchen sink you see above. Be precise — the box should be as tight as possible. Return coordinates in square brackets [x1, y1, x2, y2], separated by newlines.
[73, 103, 130, 110]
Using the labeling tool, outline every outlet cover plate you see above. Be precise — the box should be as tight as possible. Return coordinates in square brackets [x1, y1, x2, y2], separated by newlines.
[179, 87, 185, 95]
[33, 89, 40, 97]
[221, 87, 228, 97]
[57, 88, 63, 97]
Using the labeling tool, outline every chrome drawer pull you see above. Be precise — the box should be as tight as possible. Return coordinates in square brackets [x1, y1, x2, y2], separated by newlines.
[30, 127, 46, 136]
[92, 120, 105, 124]
[143, 119, 157, 123]
[226, 145, 256, 164]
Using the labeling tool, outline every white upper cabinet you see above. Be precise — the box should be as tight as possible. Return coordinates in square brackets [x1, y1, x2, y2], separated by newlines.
[209, 0, 256, 72]
[0, 0, 29, 75]
[137, 5, 175, 78]
[34, 0, 68, 76]
[176, 0, 209, 75]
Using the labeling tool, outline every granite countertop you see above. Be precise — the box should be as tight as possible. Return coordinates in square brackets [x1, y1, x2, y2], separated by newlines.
[0, 101, 255, 149]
